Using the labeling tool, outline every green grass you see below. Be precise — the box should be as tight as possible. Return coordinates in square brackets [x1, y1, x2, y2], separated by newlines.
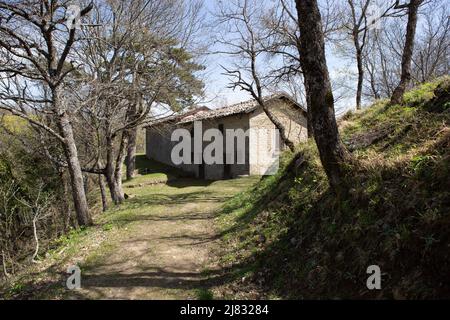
[215, 77, 450, 299]
[121, 155, 195, 188]
[195, 288, 214, 300]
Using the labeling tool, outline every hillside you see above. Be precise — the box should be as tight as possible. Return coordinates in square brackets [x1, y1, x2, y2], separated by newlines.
[213, 77, 450, 299]
[1, 78, 448, 300]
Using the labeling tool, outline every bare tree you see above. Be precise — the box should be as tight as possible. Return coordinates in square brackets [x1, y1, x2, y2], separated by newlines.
[412, 2, 449, 82]
[331, 1, 400, 109]
[361, 14, 404, 98]
[215, 0, 296, 151]
[390, 0, 425, 104]
[345, 0, 371, 110]
[0, 1, 93, 226]
[74, 0, 204, 203]
[15, 183, 52, 263]
[362, 0, 448, 101]
[258, 0, 344, 137]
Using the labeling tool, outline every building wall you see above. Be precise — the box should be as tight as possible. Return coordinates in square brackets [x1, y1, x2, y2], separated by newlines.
[146, 98, 307, 179]
[145, 124, 197, 176]
[248, 100, 308, 175]
[201, 114, 250, 180]
[146, 113, 250, 180]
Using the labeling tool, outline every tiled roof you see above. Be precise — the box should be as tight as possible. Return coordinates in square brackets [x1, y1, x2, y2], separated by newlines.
[146, 93, 305, 127]
[145, 106, 210, 126]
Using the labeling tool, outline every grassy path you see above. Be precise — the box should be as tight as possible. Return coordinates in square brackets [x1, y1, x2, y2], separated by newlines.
[62, 176, 257, 299]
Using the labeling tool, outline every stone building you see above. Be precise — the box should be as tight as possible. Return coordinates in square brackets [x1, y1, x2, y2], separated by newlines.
[145, 94, 308, 180]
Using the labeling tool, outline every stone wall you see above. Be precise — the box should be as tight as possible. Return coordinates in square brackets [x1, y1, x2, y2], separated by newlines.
[248, 100, 308, 175]
[146, 113, 250, 180]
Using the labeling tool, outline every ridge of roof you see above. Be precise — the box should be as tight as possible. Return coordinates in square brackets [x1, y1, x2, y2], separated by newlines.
[145, 93, 305, 127]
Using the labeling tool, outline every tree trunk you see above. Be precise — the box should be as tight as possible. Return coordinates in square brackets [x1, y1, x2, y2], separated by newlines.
[98, 174, 108, 212]
[355, 46, 364, 110]
[58, 170, 77, 230]
[390, 0, 422, 105]
[260, 103, 296, 151]
[105, 135, 125, 204]
[367, 63, 380, 100]
[31, 212, 39, 262]
[125, 89, 141, 180]
[54, 88, 92, 226]
[126, 126, 137, 180]
[59, 113, 92, 226]
[2, 250, 10, 278]
[83, 173, 89, 196]
[105, 170, 123, 204]
[304, 80, 314, 138]
[306, 108, 313, 138]
[295, 0, 352, 191]
[114, 132, 128, 197]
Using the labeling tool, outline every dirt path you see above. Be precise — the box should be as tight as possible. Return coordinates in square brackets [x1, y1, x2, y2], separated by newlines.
[63, 177, 256, 299]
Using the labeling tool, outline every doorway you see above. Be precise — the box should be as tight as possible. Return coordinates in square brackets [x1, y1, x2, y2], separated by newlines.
[199, 162, 205, 179]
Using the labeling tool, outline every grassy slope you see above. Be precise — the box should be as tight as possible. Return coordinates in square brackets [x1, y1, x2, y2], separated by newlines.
[216, 77, 450, 299]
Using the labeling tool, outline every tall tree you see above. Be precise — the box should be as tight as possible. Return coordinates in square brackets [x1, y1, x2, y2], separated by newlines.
[0, 1, 93, 226]
[334, 1, 398, 109]
[390, 0, 424, 105]
[360, 0, 449, 100]
[75, 0, 204, 203]
[295, 0, 351, 191]
[346, 0, 371, 110]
